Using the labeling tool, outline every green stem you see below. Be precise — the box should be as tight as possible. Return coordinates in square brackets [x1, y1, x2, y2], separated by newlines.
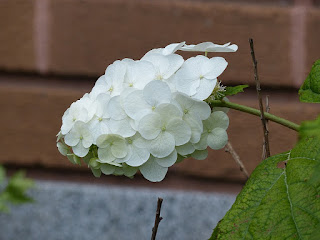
[209, 100, 300, 132]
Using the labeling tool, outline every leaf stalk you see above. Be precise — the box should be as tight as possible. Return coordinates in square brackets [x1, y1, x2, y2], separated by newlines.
[209, 100, 300, 132]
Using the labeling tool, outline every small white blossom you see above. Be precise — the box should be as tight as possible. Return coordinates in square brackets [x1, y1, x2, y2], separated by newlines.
[180, 42, 238, 53]
[64, 121, 93, 157]
[194, 111, 229, 151]
[96, 134, 128, 163]
[138, 103, 191, 158]
[174, 55, 228, 100]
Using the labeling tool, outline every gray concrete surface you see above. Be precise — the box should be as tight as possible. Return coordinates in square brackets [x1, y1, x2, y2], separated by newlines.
[0, 180, 236, 240]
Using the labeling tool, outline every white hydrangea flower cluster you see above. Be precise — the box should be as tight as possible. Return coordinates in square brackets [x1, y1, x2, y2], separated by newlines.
[57, 41, 237, 182]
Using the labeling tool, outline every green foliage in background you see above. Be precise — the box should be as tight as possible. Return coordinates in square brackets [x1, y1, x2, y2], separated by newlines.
[210, 60, 320, 239]
[223, 85, 249, 98]
[210, 137, 320, 239]
[299, 59, 320, 103]
[0, 166, 34, 212]
[300, 115, 320, 139]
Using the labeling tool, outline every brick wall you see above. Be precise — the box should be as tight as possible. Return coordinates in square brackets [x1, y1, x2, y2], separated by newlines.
[1, 0, 319, 182]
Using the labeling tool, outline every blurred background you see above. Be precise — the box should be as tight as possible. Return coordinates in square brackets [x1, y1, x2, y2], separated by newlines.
[0, 0, 319, 239]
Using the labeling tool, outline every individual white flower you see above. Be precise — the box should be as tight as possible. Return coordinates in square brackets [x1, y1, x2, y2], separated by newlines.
[88, 93, 111, 144]
[123, 80, 172, 124]
[138, 103, 191, 158]
[122, 60, 155, 89]
[107, 93, 136, 138]
[64, 121, 93, 157]
[180, 42, 238, 53]
[61, 98, 90, 135]
[139, 156, 168, 182]
[143, 42, 186, 56]
[194, 111, 229, 151]
[90, 60, 127, 98]
[142, 52, 184, 80]
[115, 134, 150, 167]
[173, 92, 211, 143]
[174, 55, 228, 100]
[96, 134, 128, 163]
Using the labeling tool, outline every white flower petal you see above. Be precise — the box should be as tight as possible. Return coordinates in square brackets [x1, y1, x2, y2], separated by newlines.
[64, 131, 80, 147]
[124, 60, 155, 89]
[138, 113, 161, 140]
[100, 164, 116, 175]
[149, 131, 175, 158]
[107, 96, 127, 120]
[109, 118, 136, 138]
[166, 118, 191, 146]
[155, 103, 183, 122]
[192, 77, 216, 100]
[206, 43, 238, 52]
[111, 138, 128, 158]
[207, 128, 228, 150]
[193, 132, 209, 150]
[125, 145, 150, 167]
[191, 149, 208, 160]
[140, 157, 168, 182]
[143, 80, 171, 107]
[162, 42, 185, 55]
[164, 54, 184, 79]
[72, 142, 89, 157]
[180, 42, 238, 53]
[203, 57, 228, 79]
[184, 116, 203, 143]
[204, 111, 229, 131]
[174, 92, 211, 120]
[155, 149, 177, 167]
[180, 42, 215, 52]
[123, 90, 151, 120]
[176, 142, 195, 156]
[97, 146, 116, 163]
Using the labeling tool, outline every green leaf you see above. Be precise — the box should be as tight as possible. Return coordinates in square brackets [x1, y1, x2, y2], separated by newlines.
[299, 115, 320, 138]
[210, 137, 320, 239]
[3, 171, 35, 204]
[223, 85, 249, 98]
[0, 165, 5, 183]
[299, 59, 320, 103]
[310, 223, 320, 240]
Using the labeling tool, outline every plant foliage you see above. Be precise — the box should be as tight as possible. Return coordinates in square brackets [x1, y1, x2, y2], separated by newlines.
[223, 85, 249, 98]
[0, 167, 34, 212]
[299, 59, 320, 103]
[210, 137, 320, 239]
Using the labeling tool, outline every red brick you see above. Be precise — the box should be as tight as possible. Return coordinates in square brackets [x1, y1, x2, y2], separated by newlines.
[48, 0, 293, 86]
[0, 1, 36, 71]
[306, 8, 320, 75]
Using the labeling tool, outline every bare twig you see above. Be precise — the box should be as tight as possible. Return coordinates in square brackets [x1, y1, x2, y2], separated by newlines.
[262, 96, 270, 160]
[151, 197, 163, 240]
[225, 142, 249, 179]
[249, 38, 271, 159]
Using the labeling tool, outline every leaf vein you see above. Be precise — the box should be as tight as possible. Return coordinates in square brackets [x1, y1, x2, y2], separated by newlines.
[284, 151, 302, 239]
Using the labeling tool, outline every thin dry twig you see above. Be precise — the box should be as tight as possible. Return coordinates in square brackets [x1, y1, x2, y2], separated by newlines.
[225, 141, 249, 179]
[249, 38, 271, 159]
[151, 197, 163, 240]
[262, 96, 270, 160]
